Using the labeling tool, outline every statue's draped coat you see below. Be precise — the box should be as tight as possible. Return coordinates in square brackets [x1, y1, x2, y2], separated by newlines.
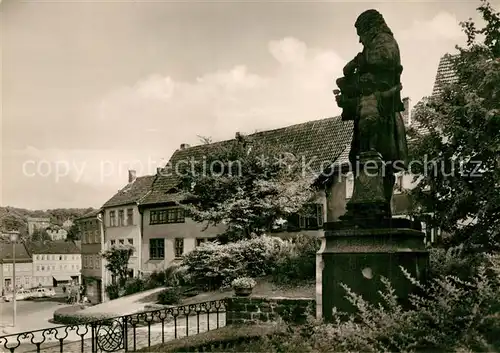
[348, 31, 409, 170]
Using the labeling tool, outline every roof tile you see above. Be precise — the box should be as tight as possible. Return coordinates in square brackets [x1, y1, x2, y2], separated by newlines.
[102, 175, 156, 208]
[25, 240, 81, 255]
[141, 116, 353, 205]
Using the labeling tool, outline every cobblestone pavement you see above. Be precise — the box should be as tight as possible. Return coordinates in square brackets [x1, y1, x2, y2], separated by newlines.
[0, 313, 226, 353]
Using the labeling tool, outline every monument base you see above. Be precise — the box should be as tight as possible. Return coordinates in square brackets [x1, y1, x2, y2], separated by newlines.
[316, 220, 429, 322]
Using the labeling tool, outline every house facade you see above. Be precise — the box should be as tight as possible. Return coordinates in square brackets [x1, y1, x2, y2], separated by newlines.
[27, 217, 51, 236]
[76, 209, 104, 303]
[26, 241, 81, 288]
[46, 226, 68, 241]
[101, 171, 155, 280]
[0, 239, 33, 294]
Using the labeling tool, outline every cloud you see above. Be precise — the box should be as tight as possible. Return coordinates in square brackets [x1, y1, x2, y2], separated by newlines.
[94, 37, 344, 146]
[399, 11, 465, 42]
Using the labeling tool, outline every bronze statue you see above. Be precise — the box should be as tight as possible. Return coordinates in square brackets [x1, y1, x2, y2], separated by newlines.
[335, 9, 408, 216]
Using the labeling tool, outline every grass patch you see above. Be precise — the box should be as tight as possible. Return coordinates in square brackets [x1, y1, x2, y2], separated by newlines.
[138, 324, 277, 352]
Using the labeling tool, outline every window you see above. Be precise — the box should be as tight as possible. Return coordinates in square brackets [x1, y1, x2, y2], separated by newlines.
[128, 238, 133, 245]
[284, 203, 324, 231]
[149, 239, 165, 260]
[59, 255, 62, 260]
[89, 257, 93, 268]
[174, 238, 184, 258]
[110, 240, 116, 246]
[36, 266, 40, 271]
[109, 211, 116, 227]
[127, 208, 134, 225]
[300, 203, 324, 230]
[119, 239, 124, 245]
[395, 174, 404, 193]
[96, 256, 100, 269]
[118, 210, 125, 226]
[345, 172, 354, 199]
[41, 266, 45, 271]
[196, 238, 207, 247]
[150, 208, 185, 225]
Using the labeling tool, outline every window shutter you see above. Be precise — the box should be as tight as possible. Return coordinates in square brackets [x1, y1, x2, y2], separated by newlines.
[316, 203, 324, 227]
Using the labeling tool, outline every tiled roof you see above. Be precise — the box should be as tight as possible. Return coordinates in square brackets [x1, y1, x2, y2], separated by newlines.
[0, 240, 32, 263]
[102, 175, 156, 208]
[76, 209, 101, 221]
[141, 116, 353, 205]
[410, 53, 459, 137]
[25, 240, 81, 255]
[432, 54, 459, 96]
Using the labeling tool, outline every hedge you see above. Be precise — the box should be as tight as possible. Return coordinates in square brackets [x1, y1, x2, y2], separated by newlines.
[138, 324, 277, 352]
[53, 305, 115, 326]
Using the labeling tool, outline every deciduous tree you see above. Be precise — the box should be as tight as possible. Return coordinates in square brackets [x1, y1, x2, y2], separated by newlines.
[408, 0, 500, 252]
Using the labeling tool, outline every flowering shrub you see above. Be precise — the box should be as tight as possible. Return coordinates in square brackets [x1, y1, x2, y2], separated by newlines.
[181, 235, 289, 289]
[232, 277, 257, 289]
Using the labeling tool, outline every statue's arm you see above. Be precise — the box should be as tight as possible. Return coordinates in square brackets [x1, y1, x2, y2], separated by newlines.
[380, 83, 403, 99]
[343, 52, 363, 76]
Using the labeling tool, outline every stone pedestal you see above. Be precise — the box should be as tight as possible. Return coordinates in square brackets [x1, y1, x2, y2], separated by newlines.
[316, 219, 429, 321]
[342, 151, 388, 220]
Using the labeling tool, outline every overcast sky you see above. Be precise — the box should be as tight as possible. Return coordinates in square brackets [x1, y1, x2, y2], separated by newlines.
[1, 0, 485, 209]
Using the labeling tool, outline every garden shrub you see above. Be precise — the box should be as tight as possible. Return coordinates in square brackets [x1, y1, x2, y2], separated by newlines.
[105, 283, 120, 300]
[158, 287, 182, 305]
[53, 306, 114, 326]
[181, 235, 288, 289]
[123, 277, 146, 296]
[271, 233, 320, 284]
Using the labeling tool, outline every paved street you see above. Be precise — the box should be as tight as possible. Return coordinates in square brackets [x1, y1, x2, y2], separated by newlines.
[0, 300, 66, 332]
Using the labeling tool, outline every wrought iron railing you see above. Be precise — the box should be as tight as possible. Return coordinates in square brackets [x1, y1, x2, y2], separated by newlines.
[0, 299, 227, 353]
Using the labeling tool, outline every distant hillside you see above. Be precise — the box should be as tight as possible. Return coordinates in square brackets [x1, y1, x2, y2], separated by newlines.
[0, 206, 95, 235]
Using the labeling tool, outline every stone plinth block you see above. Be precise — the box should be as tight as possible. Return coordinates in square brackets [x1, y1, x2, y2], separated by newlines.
[316, 221, 429, 322]
[343, 151, 388, 220]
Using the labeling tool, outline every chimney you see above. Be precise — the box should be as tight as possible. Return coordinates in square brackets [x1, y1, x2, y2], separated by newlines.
[180, 143, 190, 150]
[235, 132, 241, 139]
[156, 167, 162, 175]
[128, 170, 137, 183]
[402, 97, 412, 127]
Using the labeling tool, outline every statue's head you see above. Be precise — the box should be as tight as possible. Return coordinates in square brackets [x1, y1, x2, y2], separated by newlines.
[355, 9, 393, 45]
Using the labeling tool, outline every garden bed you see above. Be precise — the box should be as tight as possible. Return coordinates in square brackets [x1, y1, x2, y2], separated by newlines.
[53, 305, 115, 325]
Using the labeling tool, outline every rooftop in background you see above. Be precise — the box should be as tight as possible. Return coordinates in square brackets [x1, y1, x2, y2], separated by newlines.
[75, 208, 101, 221]
[25, 240, 81, 255]
[0, 239, 32, 263]
[102, 175, 156, 209]
[410, 53, 460, 137]
[141, 116, 354, 205]
[431, 53, 459, 96]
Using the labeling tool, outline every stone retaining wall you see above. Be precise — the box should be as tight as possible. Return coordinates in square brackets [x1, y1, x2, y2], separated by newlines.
[226, 296, 315, 325]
